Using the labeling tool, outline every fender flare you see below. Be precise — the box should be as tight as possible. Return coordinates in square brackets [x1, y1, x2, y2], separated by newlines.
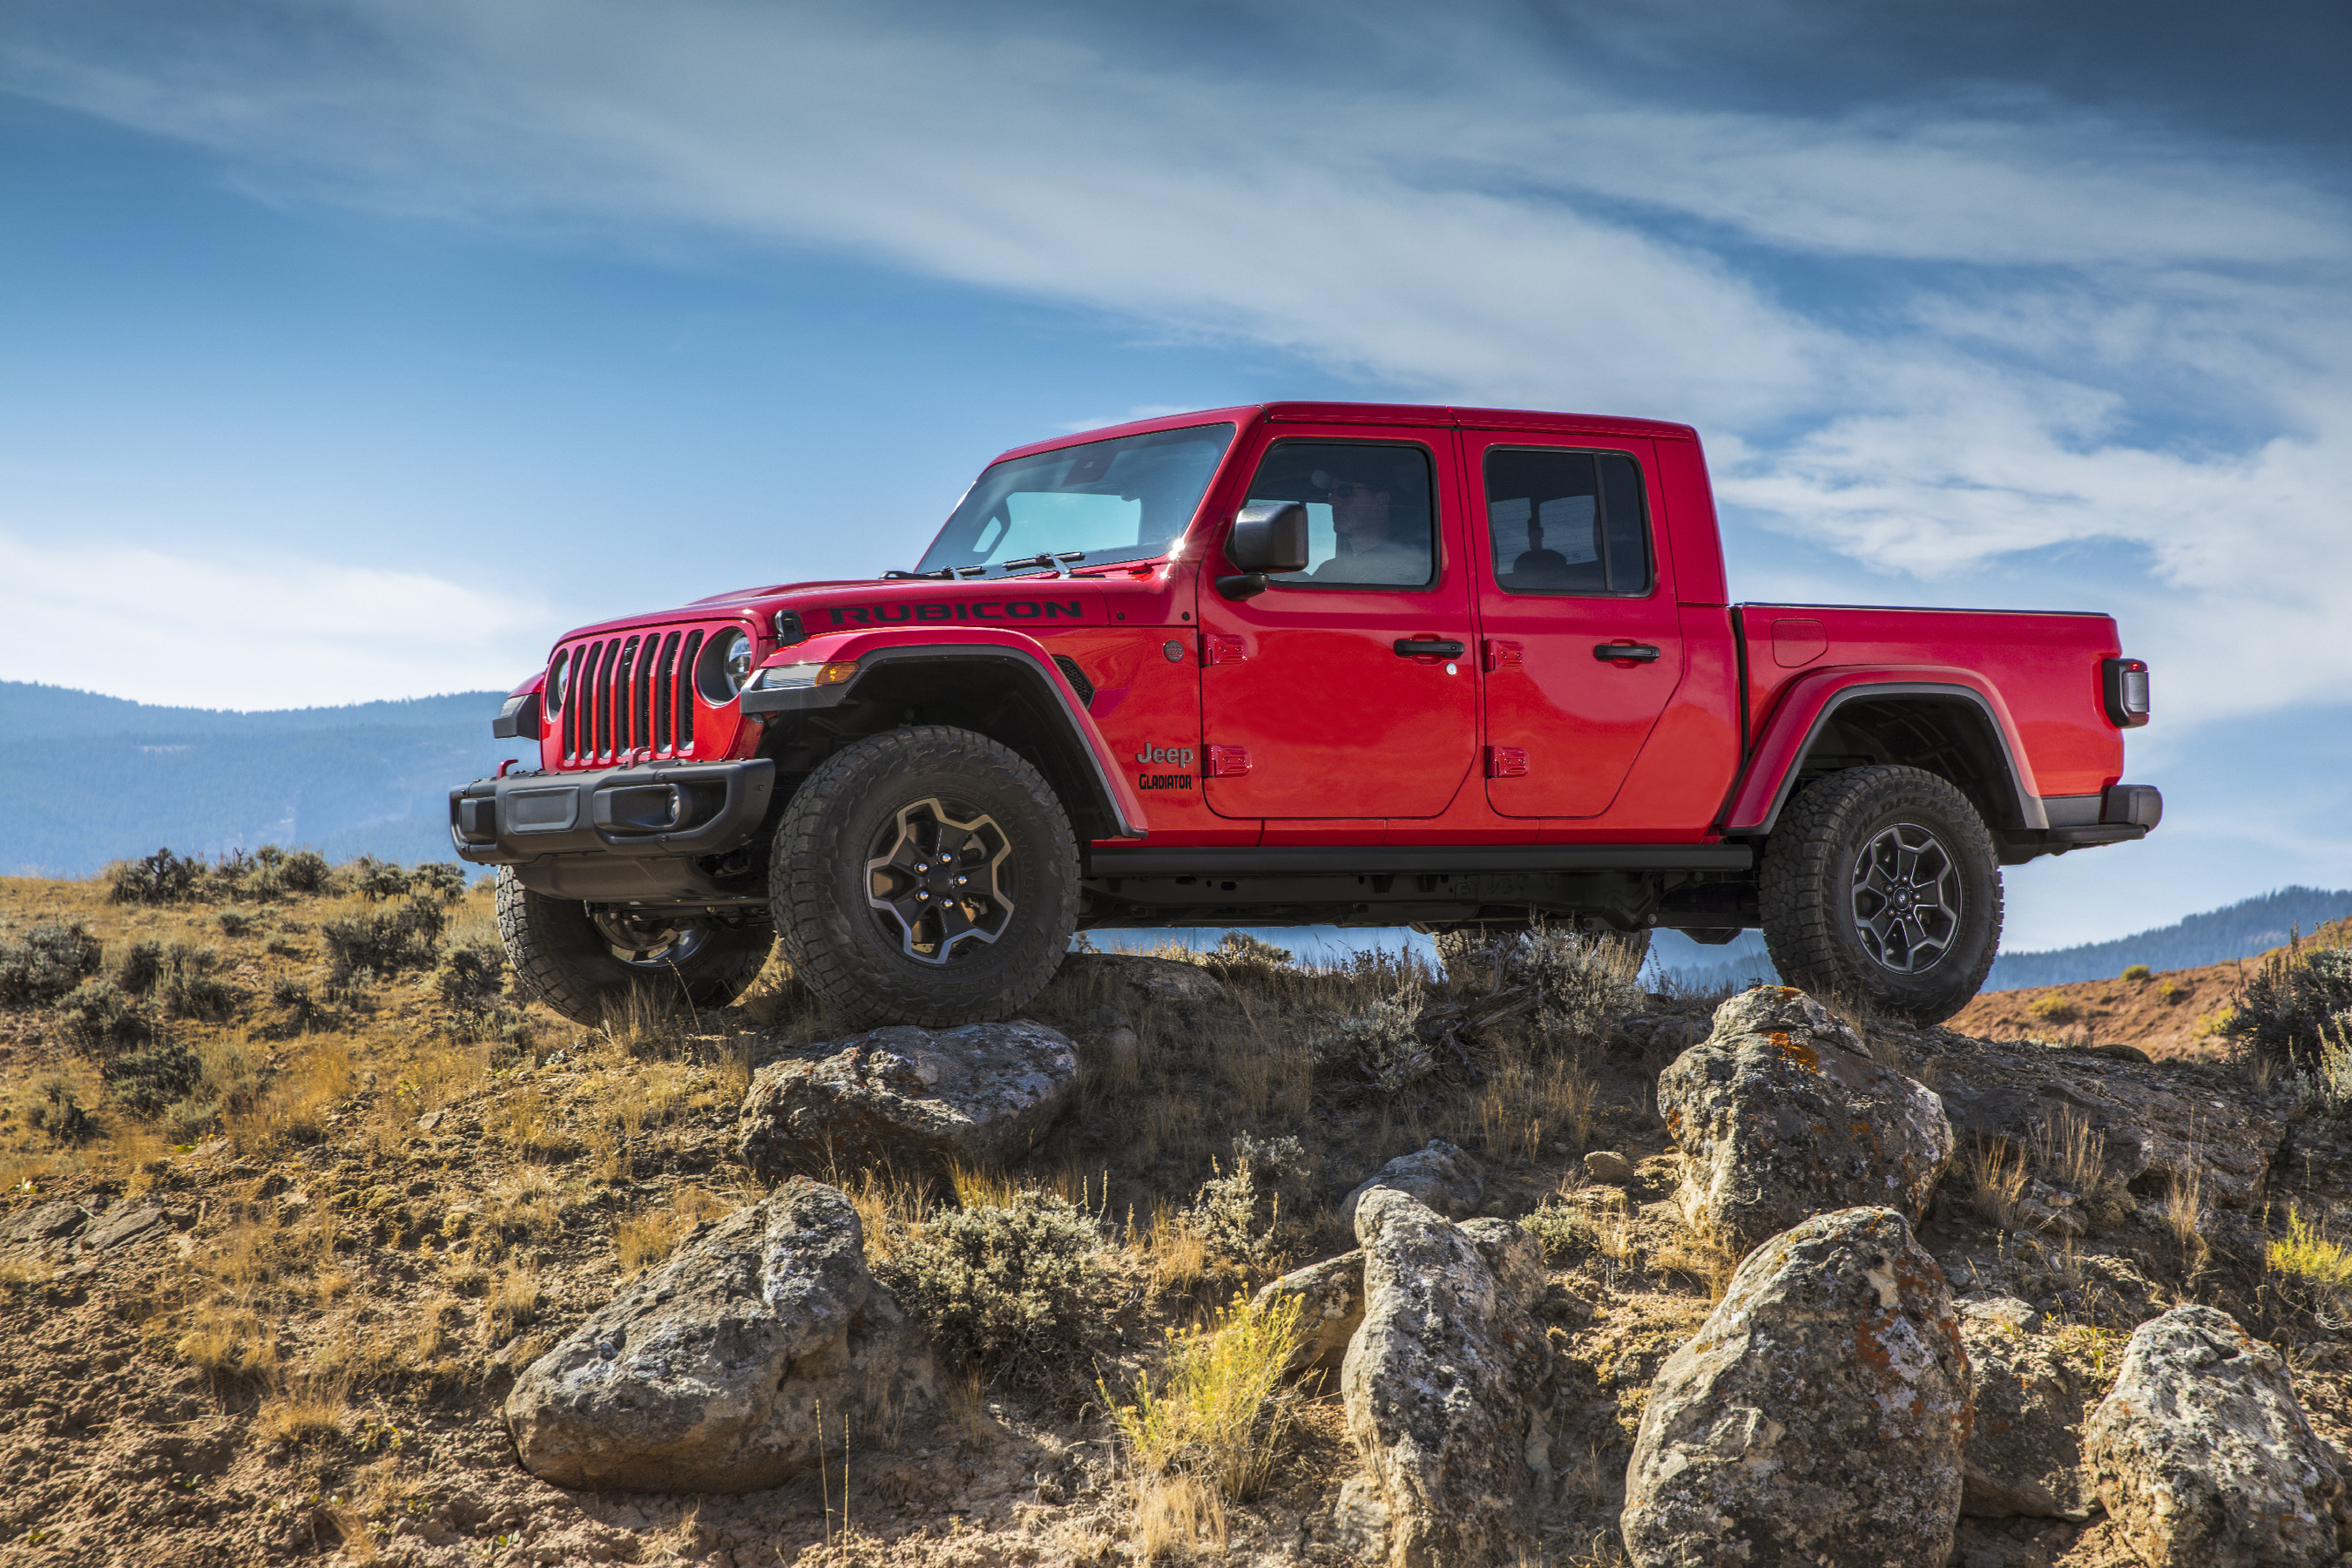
[741, 628, 1151, 840]
[1724, 667, 2045, 835]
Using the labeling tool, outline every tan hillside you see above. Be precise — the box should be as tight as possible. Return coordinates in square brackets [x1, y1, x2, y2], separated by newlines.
[1950, 916, 2352, 1064]
[4, 858, 2351, 1567]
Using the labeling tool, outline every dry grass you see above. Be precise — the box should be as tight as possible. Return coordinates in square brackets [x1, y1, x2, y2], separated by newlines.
[1970, 1139, 2029, 1229]
[616, 1186, 740, 1277]
[1131, 1473, 1227, 1564]
[253, 1369, 348, 1444]
[489, 1258, 541, 1343]
[2165, 1163, 2210, 1273]
[1133, 1201, 1209, 1294]
[1104, 1290, 1304, 1501]
[2027, 1105, 2109, 1195]
[176, 1300, 277, 1376]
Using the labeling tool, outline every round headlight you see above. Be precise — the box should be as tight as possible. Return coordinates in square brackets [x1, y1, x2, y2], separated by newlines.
[697, 628, 757, 704]
[547, 650, 571, 713]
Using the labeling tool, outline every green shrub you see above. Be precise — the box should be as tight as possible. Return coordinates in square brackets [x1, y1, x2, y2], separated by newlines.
[322, 898, 448, 982]
[2224, 945, 2352, 1072]
[409, 863, 467, 902]
[103, 1039, 206, 1118]
[1310, 971, 1432, 1091]
[1202, 930, 1293, 983]
[116, 940, 166, 995]
[57, 978, 154, 1055]
[108, 848, 206, 905]
[436, 939, 508, 1013]
[874, 1193, 1105, 1377]
[0, 922, 104, 1005]
[2122, 963, 2153, 983]
[343, 856, 412, 902]
[28, 1078, 95, 1144]
[277, 849, 331, 895]
[157, 944, 240, 1022]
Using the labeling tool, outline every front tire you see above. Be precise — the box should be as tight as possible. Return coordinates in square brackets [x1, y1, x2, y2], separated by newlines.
[1757, 766, 2001, 1024]
[772, 725, 1079, 1028]
[494, 869, 774, 1025]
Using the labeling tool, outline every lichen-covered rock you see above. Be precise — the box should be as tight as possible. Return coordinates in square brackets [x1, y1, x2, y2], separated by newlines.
[1657, 986, 1954, 1255]
[1342, 1187, 1551, 1567]
[1338, 1139, 1484, 1229]
[1958, 1299, 2091, 1520]
[506, 1179, 935, 1493]
[1584, 1149, 1637, 1185]
[737, 1020, 1076, 1178]
[1920, 1034, 2281, 1212]
[1059, 952, 1230, 1009]
[1260, 1250, 1364, 1376]
[1621, 1206, 1970, 1568]
[2083, 1303, 2342, 1566]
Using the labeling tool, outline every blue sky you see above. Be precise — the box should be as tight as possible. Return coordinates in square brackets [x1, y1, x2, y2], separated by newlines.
[3, 0, 2349, 950]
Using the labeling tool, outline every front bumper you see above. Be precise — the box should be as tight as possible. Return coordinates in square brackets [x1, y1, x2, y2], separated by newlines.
[449, 758, 775, 868]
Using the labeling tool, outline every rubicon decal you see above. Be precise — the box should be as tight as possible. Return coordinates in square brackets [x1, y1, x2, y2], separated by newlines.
[824, 599, 1085, 625]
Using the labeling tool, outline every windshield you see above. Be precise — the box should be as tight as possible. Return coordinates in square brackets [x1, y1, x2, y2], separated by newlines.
[915, 422, 1235, 578]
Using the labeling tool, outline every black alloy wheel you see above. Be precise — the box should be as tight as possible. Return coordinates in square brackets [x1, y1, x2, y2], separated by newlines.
[772, 725, 1078, 1028]
[495, 868, 774, 1025]
[1758, 765, 2002, 1024]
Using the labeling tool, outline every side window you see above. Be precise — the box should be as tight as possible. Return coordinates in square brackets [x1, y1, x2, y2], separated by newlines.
[1245, 441, 1437, 589]
[1484, 448, 1652, 596]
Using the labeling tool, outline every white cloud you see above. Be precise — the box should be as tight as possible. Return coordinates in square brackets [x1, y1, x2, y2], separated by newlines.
[0, 528, 558, 708]
[6, 0, 2350, 729]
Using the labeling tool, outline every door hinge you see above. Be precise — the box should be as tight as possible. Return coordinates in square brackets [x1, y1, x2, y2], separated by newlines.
[1207, 745, 1253, 777]
[1201, 634, 1248, 666]
[1486, 746, 1529, 778]
[1483, 639, 1524, 672]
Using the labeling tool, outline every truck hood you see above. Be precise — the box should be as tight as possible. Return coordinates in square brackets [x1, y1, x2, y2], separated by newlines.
[550, 572, 1125, 650]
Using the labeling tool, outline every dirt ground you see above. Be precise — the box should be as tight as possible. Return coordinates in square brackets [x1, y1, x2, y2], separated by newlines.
[3, 868, 2349, 1567]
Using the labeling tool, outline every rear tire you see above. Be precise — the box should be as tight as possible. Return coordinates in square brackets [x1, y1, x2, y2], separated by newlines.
[1757, 765, 2001, 1024]
[772, 725, 1079, 1029]
[494, 868, 774, 1025]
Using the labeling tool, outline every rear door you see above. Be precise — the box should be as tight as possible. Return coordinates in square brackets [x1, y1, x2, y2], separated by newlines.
[1466, 432, 1684, 817]
[1196, 424, 1477, 819]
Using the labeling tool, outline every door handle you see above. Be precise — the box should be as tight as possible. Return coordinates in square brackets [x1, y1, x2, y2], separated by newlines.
[1395, 639, 1466, 658]
[1592, 643, 1661, 663]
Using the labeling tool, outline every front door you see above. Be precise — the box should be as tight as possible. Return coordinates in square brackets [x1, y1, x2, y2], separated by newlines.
[1466, 433, 1685, 817]
[1196, 427, 1478, 819]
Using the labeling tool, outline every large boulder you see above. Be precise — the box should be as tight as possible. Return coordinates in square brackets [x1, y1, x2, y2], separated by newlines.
[1657, 987, 1954, 1256]
[506, 1179, 936, 1493]
[1337, 1139, 1484, 1229]
[1917, 1034, 2281, 1212]
[1260, 1250, 1364, 1377]
[737, 1020, 1077, 1178]
[1341, 1187, 1551, 1567]
[2083, 1303, 2342, 1567]
[1622, 1206, 1971, 1568]
[1957, 1298, 2091, 1520]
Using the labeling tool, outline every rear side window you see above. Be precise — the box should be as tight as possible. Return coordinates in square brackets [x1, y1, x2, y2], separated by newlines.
[1483, 448, 1652, 596]
[1245, 441, 1437, 589]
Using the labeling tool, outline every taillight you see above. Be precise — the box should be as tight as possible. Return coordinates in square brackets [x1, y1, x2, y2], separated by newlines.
[2103, 658, 2150, 728]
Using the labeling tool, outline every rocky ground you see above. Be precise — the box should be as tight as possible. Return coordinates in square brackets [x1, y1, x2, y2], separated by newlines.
[4, 861, 2352, 1567]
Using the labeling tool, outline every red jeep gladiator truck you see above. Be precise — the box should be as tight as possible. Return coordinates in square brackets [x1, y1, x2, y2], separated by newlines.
[451, 402, 2159, 1028]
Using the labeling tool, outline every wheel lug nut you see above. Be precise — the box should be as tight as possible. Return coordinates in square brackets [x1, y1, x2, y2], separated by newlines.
[916, 890, 929, 901]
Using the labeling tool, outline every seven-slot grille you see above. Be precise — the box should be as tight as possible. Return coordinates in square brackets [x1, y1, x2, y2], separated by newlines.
[556, 626, 712, 766]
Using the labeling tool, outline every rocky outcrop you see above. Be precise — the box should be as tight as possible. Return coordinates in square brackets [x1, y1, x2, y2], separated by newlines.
[1657, 987, 1954, 1255]
[1061, 952, 1230, 1009]
[1260, 1250, 1364, 1377]
[1341, 1187, 1551, 1567]
[2083, 1303, 2342, 1567]
[1622, 1206, 1971, 1568]
[1337, 1139, 1484, 1229]
[737, 1020, 1077, 1178]
[506, 1179, 935, 1493]
[1916, 1035, 2282, 1212]
[1957, 1298, 2091, 1520]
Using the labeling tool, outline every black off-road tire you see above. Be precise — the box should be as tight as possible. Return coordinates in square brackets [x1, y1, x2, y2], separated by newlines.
[494, 868, 774, 1025]
[1757, 765, 2002, 1024]
[773, 725, 1078, 1029]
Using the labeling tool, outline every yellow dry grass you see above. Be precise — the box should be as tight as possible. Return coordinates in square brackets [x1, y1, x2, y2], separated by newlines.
[1104, 1290, 1305, 1501]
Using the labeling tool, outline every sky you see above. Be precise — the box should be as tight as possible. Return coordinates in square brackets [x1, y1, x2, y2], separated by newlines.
[3, 0, 2348, 950]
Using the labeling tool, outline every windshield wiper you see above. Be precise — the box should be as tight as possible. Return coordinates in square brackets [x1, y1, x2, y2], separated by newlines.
[997, 551, 1089, 578]
[882, 568, 954, 580]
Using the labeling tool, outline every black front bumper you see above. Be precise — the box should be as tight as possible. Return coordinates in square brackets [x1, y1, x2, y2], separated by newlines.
[449, 759, 775, 902]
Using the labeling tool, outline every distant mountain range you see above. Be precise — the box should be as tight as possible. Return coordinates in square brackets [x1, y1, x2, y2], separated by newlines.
[0, 680, 534, 877]
[1646, 884, 2352, 995]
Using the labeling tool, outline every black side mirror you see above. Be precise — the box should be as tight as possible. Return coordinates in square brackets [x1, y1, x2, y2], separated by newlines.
[1219, 501, 1311, 599]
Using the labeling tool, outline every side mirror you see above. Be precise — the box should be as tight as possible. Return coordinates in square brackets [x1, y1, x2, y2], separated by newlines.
[1219, 501, 1310, 599]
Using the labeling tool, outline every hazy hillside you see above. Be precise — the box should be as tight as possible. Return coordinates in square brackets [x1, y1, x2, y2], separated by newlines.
[0, 680, 534, 876]
[1644, 886, 2352, 995]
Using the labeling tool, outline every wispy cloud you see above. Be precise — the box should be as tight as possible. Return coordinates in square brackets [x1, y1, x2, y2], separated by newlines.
[8, 0, 2347, 723]
[0, 528, 556, 708]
